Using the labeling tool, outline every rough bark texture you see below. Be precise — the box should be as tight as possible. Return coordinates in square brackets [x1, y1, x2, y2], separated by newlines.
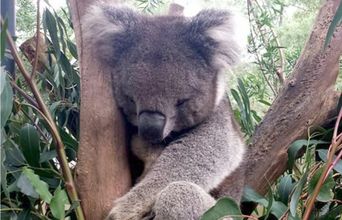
[69, 1, 131, 220]
[70, 0, 341, 219]
[216, 0, 342, 197]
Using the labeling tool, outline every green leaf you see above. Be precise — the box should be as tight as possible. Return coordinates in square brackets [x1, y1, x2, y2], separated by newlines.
[242, 186, 268, 206]
[0, 71, 13, 128]
[1, 19, 8, 59]
[43, 9, 61, 58]
[324, 0, 342, 48]
[242, 186, 287, 219]
[17, 169, 39, 199]
[278, 175, 294, 204]
[19, 124, 40, 166]
[288, 139, 327, 170]
[17, 209, 31, 219]
[290, 171, 308, 217]
[318, 205, 342, 220]
[50, 186, 69, 219]
[270, 201, 288, 219]
[258, 99, 272, 106]
[40, 150, 57, 163]
[308, 167, 335, 202]
[67, 39, 78, 59]
[201, 197, 242, 220]
[59, 52, 72, 75]
[17, 167, 52, 203]
[317, 149, 342, 174]
[3, 139, 27, 168]
[1, 145, 9, 200]
[59, 126, 78, 151]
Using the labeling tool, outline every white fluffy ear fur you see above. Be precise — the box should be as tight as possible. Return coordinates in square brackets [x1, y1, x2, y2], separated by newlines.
[82, 4, 138, 64]
[206, 12, 247, 70]
[214, 71, 227, 107]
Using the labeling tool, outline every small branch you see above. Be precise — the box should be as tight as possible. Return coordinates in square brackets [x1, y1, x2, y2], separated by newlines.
[1, 19, 85, 220]
[270, 28, 285, 84]
[10, 81, 39, 108]
[303, 108, 342, 220]
[247, 0, 277, 96]
[31, 0, 40, 80]
[20, 105, 49, 142]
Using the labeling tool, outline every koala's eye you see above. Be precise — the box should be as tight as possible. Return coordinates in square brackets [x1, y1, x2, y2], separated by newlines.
[176, 99, 190, 107]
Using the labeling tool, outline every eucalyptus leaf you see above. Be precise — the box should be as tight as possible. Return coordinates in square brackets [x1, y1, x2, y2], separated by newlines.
[317, 149, 342, 174]
[290, 171, 308, 217]
[278, 175, 294, 204]
[19, 124, 40, 166]
[18, 167, 53, 203]
[0, 71, 13, 128]
[324, 0, 342, 47]
[318, 205, 342, 220]
[3, 139, 27, 168]
[308, 167, 335, 202]
[288, 139, 327, 170]
[201, 197, 242, 220]
[1, 19, 8, 59]
[43, 9, 61, 58]
[242, 186, 287, 219]
[50, 187, 69, 219]
[67, 39, 78, 59]
[17, 170, 39, 199]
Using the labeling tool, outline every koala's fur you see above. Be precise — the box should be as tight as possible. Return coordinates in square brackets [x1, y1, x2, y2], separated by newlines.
[83, 3, 246, 220]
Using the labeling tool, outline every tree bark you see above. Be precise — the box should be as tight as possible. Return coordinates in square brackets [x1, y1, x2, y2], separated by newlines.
[69, 1, 130, 219]
[70, 0, 341, 219]
[216, 0, 341, 197]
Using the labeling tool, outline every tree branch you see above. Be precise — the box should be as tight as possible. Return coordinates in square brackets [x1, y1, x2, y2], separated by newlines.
[217, 0, 342, 198]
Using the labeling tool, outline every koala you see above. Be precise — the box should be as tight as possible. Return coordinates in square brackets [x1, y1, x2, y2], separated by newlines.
[83, 3, 246, 220]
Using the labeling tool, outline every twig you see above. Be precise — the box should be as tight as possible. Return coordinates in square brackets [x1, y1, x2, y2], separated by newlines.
[31, 0, 41, 80]
[1, 19, 85, 220]
[270, 28, 285, 84]
[20, 105, 49, 141]
[247, 0, 277, 96]
[10, 80, 39, 108]
[303, 108, 342, 220]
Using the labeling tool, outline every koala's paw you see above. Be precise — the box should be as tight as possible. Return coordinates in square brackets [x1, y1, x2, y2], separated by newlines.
[105, 194, 153, 220]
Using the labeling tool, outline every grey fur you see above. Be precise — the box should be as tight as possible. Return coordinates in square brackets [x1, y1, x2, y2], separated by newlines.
[83, 4, 246, 220]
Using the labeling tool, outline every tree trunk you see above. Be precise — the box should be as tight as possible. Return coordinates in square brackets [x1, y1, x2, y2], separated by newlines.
[216, 0, 341, 197]
[69, 1, 131, 219]
[69, 0, 341, 219]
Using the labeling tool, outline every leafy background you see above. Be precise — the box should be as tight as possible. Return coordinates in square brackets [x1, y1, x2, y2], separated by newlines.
[1, 0, 341, 219]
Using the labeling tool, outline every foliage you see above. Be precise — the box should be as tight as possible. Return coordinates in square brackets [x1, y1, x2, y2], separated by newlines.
[204, 118, 342, 219]
[201, 198, 243, 220]
[325, 0, 342, 47]
[1, 3, 80, 219]
[1, 0, 341, 219]
[16, 0, 37, 41]
[135, 0, 165, 14]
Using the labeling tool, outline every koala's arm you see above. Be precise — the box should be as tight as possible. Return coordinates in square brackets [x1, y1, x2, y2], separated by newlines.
[131, 135, 164, 182]
[107, 99, 245, 219]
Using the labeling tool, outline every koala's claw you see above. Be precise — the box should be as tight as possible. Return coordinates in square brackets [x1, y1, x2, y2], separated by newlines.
[106, 206, 143, 220]
[105, 193, 153, 220]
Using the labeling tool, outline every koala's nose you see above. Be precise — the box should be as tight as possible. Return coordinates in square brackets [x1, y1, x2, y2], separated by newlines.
[138, 111, 166, 143]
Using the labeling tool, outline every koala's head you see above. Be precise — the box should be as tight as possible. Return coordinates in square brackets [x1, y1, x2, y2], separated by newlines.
[84, 5, 244, 143]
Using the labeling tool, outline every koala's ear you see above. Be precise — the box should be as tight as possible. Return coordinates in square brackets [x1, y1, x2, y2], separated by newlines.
[187, 10, 245, 69]
[82, 5, 139, 65]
